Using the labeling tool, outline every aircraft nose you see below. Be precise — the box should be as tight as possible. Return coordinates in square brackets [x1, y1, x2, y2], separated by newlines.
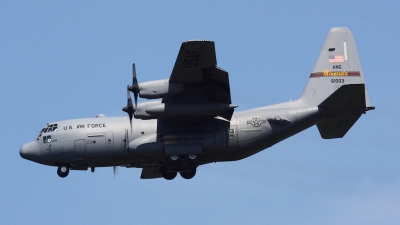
[20, 141, 40, 161]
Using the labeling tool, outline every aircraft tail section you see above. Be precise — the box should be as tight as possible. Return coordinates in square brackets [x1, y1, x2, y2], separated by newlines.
[299, 27, 375, 139]
[300, 27, 372, 108]
[317, 114, 361, 139]
[316, 84, 366, 139]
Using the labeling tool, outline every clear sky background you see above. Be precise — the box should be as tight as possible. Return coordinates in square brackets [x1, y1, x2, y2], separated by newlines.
[1, 1, 399, 224]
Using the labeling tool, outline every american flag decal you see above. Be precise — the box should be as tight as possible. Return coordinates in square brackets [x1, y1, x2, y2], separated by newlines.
[329, 55, 344, 63]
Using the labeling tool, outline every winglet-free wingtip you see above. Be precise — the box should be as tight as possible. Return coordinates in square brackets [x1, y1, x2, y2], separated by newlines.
[184, 40, 214, 43]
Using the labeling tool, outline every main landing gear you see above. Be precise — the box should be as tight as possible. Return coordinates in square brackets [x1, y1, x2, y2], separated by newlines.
[161, 154, 200, 180]
[165, 155, 182, 165]
[57, 165, 70, 178]
[159, 167, 178, 180]
[159, 167, 197, 180]
[180, 168, 196, 179]
[165, 154, 200, 165]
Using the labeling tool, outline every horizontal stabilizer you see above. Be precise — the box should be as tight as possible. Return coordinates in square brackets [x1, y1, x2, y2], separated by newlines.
[318, 84, 366, 111]
[317, 114, 361, 139]
[317, 84, 366, 139]
[140, 167, 162, 179]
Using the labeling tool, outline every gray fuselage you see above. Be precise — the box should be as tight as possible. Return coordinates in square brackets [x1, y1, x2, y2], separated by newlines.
[22, 100, 320, 169]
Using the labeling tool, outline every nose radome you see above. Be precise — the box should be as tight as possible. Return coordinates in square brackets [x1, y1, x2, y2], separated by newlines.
[20, 141, 40, 162]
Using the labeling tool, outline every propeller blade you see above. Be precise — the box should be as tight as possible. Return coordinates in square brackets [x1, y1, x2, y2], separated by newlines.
[128, 63, 139, 94]
[132, 63, 137, 85]
[113, 166, 118, 177]
[128, 110, 133, 133]
[122, 85, 134, 133]
[124, 64, 140, 133]
[134, 92, 138, 111]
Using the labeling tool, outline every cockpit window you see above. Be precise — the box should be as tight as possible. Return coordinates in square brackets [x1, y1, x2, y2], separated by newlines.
[40, 124, 58, 134]
[43, 135, 52, 143]
[38, 124, 58, 139]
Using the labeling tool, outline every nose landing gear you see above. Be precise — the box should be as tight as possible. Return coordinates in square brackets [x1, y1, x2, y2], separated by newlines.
[57, 165, 70, 178]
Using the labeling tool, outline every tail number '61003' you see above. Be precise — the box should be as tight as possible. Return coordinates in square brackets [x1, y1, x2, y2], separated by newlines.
[331, 79, 345, 83]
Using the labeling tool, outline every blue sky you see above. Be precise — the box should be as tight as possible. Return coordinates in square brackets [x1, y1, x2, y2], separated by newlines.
[1, 1, 399, 224]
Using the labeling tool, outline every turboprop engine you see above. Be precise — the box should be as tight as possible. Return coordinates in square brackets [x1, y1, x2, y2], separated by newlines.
[123, 64, 237, 120]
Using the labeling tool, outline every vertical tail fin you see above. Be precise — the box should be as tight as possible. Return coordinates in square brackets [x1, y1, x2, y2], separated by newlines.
[300, 27, 372, 108]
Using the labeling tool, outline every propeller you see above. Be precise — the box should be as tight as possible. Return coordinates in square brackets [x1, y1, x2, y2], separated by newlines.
[128, 63, 139, 110]
[122, 85, 135, 132]
[113, 166, 118, 177]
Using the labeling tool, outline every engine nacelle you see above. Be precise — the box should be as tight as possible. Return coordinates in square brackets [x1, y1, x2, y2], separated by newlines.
[133, 101, 237, 120]
[133, 101, 162, 119]
[138, 79, 184, 99]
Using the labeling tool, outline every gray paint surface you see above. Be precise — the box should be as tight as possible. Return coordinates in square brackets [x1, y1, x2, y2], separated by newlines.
[20, 27, 374, 180]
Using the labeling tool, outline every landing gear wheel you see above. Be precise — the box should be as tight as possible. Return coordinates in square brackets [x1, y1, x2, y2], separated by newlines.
[180, 168, 196, 179]
[57, 165, 70, 178]
[165, 155, 182, 165]
[159, 168, 177, 180]
[184, 154, 201, 164]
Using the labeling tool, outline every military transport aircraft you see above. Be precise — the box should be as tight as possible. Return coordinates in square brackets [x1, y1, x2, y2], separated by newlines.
[20, 27, 374, 180]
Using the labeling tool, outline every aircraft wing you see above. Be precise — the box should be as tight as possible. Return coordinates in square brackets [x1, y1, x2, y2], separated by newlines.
[162, 41, 234, 120]
[170, 41, 216, 83]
